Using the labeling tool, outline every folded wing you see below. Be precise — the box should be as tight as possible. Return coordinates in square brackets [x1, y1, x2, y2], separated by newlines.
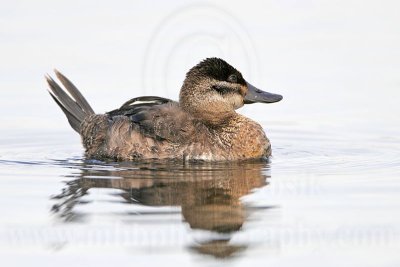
[107, 96, 195, 143]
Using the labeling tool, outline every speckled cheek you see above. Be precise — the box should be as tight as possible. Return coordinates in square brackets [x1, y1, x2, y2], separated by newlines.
[231, 94, 245, 110]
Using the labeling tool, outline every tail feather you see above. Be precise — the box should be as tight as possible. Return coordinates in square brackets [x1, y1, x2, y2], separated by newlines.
[54, 69, 95, 114]
[48, 93, 82, 132]
[46, 71, 95, 133]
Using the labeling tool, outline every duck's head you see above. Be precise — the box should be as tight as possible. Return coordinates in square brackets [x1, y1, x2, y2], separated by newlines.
[179, 57, 282, 125]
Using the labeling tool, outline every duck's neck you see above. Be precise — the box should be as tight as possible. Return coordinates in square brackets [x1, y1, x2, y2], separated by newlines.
[182, 102, 237, 126]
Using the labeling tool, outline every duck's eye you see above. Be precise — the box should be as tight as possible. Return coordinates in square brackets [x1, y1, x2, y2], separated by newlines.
[227, 74, 237, 83]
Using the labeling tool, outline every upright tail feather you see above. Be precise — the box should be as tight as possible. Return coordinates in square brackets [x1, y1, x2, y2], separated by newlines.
[46, 70, 95, 133]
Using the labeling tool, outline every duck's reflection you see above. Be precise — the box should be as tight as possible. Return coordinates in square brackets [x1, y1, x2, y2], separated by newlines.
[52, 160, 271, 258]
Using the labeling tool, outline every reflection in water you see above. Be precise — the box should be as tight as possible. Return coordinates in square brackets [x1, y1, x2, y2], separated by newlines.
[51, 160, 271, 258]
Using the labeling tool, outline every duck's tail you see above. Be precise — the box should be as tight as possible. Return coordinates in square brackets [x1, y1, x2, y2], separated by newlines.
[46, 70, 95, 133]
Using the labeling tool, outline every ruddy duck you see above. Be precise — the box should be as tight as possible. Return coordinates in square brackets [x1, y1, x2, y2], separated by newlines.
[46, 58, 282, 161]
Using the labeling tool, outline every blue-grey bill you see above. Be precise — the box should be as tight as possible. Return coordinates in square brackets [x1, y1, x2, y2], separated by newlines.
[244, 82, 283, 104]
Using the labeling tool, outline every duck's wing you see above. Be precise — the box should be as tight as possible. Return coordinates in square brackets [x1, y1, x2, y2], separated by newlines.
[107, 96, 195, 142]
[107, 96, 172, 117]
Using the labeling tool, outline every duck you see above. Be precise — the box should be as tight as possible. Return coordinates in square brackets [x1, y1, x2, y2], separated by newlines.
[46, 57, 282, 161]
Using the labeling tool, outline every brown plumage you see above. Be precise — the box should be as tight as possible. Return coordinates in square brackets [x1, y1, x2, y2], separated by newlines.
[46, 58, 282, 161]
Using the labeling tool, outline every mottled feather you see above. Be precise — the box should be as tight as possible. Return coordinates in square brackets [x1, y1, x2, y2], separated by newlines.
[108, 98, 195, 142]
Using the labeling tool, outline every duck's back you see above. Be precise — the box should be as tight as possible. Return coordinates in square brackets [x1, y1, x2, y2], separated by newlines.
[80, 97, 199, 160]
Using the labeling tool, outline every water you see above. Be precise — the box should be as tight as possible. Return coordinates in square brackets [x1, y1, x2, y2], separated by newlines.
[1, 1, 400, 266]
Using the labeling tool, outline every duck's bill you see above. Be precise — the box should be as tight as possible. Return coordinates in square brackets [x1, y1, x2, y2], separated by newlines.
[244, 82, 283, 104]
